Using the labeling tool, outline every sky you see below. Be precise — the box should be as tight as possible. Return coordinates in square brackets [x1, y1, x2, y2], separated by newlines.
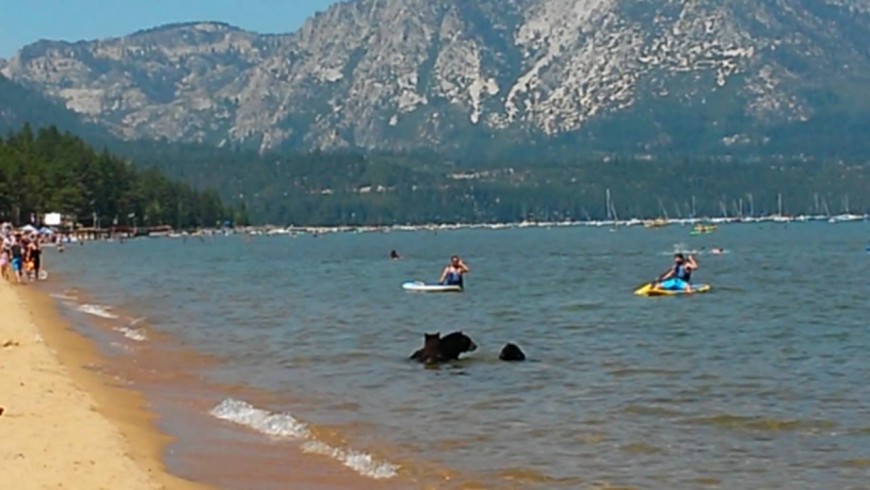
[0, 0, 342, 58]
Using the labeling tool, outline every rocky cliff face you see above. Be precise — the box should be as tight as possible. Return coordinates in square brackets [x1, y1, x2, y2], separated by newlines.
[2, 0, 869, 154]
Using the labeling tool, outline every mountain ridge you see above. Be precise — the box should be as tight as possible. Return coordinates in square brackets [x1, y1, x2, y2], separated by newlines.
[2, 0, 869, 156]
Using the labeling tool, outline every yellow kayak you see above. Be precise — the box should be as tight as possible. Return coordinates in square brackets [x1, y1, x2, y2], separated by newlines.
[634, 282, 712, 296]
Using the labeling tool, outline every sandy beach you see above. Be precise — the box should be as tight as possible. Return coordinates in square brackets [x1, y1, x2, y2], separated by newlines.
[0, 280, 208, 490]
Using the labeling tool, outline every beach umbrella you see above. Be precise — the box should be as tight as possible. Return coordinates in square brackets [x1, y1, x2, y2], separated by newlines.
[38, 227, 55, 235]
[20, 224, 37, 233]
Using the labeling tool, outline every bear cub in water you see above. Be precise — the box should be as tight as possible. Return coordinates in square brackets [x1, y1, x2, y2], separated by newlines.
[410, 331, 477, 364]
[498, 343, 526, 361]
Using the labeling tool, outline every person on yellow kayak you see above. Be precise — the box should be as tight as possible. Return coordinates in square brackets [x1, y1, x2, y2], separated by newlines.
[655, 253, 698, 292]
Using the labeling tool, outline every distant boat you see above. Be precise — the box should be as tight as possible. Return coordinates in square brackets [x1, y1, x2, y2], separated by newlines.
[690, 223, 717, 235]
[643, 218, 669, 228]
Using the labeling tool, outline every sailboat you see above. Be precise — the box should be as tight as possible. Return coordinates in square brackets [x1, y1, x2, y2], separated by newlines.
[644, 199, 670, 228]
[773, 193, 791, 222]
[606, 188, 620, 231]
[830, 194, 863, 222]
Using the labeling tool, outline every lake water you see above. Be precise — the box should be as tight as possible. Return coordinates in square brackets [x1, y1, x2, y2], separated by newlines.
[46, 223, 870, 489]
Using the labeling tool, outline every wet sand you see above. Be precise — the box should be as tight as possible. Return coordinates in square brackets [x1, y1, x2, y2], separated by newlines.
[0, 279, 208, 489]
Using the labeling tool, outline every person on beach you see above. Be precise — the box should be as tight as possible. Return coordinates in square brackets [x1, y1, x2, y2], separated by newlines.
[439, 255, 470, 288]
[0, 247, 9, 281]
[655, 253, 698, 292]
[9, 235, 24, 284]
[26, 238, 42, 281]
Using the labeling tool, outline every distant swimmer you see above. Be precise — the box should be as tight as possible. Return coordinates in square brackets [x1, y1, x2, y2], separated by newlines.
[655, 253, 698, 293]
[439, 255, 469, 289]
[711, 247, 724, 255]
[390, 250, 401, 260]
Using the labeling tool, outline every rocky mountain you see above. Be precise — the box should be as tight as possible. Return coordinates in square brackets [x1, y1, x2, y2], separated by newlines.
[0, 74, 113, 142]
[2, 0, 869, 156]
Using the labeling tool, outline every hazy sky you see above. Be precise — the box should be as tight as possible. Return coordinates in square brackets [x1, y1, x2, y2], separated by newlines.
[0, 0, 342, 58]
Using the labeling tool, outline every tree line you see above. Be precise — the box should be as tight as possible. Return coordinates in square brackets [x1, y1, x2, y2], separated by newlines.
[0, 125, 235, 228]
[3, 123, 868, 228]
[117, 139, 870, 225]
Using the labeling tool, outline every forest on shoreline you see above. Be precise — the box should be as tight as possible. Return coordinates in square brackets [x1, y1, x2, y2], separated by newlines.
[123, 140, 870, 226]
[0, 125, 236, 228]
[3, 124, 869, 227]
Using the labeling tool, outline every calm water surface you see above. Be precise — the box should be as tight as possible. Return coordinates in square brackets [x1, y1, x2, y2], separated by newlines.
[48, 223, 870, 489]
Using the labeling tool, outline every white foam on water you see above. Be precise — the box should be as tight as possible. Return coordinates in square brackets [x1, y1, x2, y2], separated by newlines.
[113, 326, 147, 342]
[209, 398, 398, 480]
[77, 304, 119, 319]
[50, 293, 78, 301]
[301, 440, 399, 480]
[209, 398, 311, 439]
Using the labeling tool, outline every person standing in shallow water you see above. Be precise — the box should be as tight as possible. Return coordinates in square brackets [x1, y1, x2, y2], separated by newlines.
[9, 235, 24, 284]
[26, 237, 42, 281]
[439, 255, 469, 288]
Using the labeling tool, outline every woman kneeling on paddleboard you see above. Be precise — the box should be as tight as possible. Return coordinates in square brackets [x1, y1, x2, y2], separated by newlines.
[439, 255, 469, 288]
[656, 253, 698, 292]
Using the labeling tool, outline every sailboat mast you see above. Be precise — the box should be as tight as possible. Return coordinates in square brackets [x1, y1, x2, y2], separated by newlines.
[658, 198, 669, 220]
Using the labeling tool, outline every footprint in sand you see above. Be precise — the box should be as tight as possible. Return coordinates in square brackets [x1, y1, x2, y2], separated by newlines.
[2, 339, 20, 348]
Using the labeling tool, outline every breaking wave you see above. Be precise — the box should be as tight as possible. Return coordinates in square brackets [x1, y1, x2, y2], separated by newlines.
[209, 398, 398, 480]
[77, 304, 119, 319]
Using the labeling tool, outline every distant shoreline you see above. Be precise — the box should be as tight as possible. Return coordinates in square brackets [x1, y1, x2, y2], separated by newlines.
[54, 212, 870, 242]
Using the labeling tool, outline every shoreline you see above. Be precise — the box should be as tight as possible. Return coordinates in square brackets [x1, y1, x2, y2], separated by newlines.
[27, 265, 435, 489]
[63, 213, 868, 243]
[0, 279, 209, 490]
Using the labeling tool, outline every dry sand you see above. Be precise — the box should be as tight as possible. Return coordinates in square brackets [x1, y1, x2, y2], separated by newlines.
[0, 280, 208, 490]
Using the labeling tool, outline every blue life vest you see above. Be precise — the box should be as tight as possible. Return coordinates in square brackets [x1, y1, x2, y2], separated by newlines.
[675, 264, 691, 282]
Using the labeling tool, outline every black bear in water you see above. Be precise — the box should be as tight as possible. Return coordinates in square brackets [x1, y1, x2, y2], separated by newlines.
[410, 331, 477, 364]
[409, 333, 442, 364]
[499, 343, 526, 361]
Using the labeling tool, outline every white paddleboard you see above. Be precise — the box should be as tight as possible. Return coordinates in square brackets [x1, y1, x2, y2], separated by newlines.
[402, 281, 463, 293]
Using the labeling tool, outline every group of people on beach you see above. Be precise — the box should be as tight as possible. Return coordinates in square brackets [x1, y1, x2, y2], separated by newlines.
[1, 224, 47, 284]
